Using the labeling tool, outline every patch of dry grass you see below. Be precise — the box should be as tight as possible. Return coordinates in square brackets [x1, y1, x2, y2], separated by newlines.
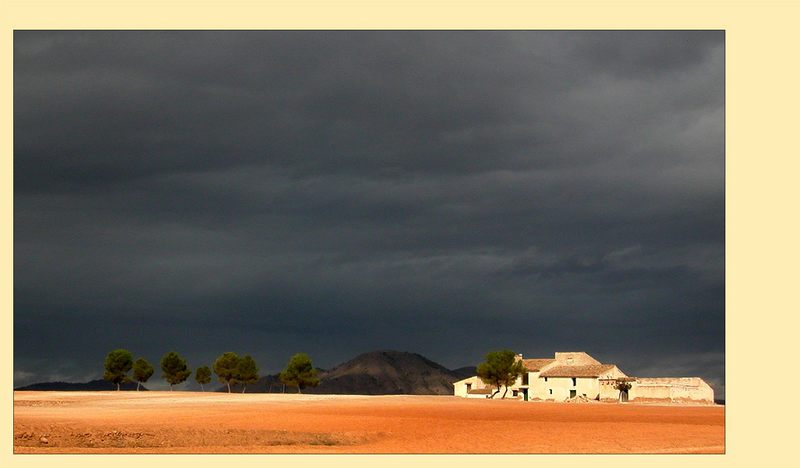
[14, 426, 363, 450]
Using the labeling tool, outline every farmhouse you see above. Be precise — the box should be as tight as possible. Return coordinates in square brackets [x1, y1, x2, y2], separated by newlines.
[453, 351, 715, 404]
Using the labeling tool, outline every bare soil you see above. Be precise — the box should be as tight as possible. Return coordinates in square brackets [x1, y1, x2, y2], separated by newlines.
[13, 391, 724, 453]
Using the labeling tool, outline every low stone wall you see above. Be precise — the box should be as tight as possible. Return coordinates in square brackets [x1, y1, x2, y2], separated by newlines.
[598, 377, 714, 404]
[631, 377, 714, 404]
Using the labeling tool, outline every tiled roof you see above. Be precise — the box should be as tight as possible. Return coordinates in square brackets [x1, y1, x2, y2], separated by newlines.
[539, 364, 616, 378]
[522, 358, 555, 371]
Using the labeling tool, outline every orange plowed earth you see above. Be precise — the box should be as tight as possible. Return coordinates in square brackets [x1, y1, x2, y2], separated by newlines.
[13, 391, 724, 453]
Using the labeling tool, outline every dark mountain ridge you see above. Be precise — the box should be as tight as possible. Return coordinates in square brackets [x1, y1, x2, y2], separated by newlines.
[15, 379, 147, 391]
[220, 350, 471, 395]
[17, 351, 474, 395]
[311, 350, 462, 395]
[451, 366, 478, 380]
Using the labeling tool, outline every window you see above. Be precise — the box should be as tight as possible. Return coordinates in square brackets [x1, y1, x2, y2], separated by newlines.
[544, 377, 548, 382]
[466, 383, 472, 392]
[549, 389, 553, 395]
[572, 378, 577, 386]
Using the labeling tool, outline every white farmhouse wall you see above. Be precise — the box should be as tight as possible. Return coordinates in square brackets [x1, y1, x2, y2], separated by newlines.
[599, 379, 622, 401]
[453, 376, 485, 398]
[630, 377, 714, 404]
[534, 377, 601, 401]
[527, 371, 547, 400]
[599, 377, 714, 404]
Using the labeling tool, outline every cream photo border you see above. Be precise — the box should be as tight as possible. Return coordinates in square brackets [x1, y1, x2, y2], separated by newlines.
[2, 1, 797, 466]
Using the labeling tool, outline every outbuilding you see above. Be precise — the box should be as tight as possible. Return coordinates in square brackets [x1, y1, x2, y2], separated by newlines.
[453, 351, 715, 405]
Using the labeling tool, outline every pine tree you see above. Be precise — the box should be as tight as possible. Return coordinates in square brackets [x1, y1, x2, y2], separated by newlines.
[476, 350, 526, 399]
[160, 351, 191, 391]
[236, 355, 259, 393]
[131, 357, 154, 391]
[195, 366, 212, 392]
[213, 352, 240, 393]
[103, 349, 133, 391]
[279, 353, 320, 394]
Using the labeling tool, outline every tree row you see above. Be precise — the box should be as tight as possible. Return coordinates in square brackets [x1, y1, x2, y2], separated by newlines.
[103, 349, 320, 393]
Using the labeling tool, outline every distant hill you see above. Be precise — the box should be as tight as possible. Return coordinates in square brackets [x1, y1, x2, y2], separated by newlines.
[310, 350, 462, 395]
[15, 379, 147, 391]
[219, 350, 472, 395]
[17, 351, 476, 394]
[451, 366, 477, 380]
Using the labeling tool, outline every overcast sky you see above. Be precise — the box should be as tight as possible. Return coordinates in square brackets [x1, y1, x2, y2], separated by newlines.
[14, 31, 724, 395]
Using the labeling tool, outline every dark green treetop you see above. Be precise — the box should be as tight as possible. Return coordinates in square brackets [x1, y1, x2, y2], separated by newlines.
[195, 366, 212, 392]
[614, 381, 632, 392]
[279, 353, 320, 394]
[160, 351, 191, 391]
[476, 349, 526, 399]
[236, 355, 259, 393]
[213, 351, 241, 393]
[103, 348, 134, 391]
[131, 357, 154, 391]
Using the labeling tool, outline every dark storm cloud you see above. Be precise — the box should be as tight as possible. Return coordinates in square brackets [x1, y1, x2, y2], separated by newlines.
[14, 31, 724, 395]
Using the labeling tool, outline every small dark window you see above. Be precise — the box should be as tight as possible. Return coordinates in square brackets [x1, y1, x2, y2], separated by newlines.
[572, 378, 577, 386]
[549, 389, 553, 395]
[544, 377, 548, 382]
[466, 383, 472, 391]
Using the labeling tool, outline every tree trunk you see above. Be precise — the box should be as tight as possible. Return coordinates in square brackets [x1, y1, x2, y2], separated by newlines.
[501, 386, 508, 399]
[200, 383, 204, 392]
[116, 382, 120, 391]
[298, 386, 302, 394]
[242, 385, 246, 393]
[227, 382, 231, 393]
[170, 384, 173, 391]
[136, 381, 140, 391]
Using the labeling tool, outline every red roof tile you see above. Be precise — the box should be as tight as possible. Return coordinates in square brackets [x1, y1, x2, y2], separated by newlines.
[539, 364, 616, 378]
[522, 358, 555, 372]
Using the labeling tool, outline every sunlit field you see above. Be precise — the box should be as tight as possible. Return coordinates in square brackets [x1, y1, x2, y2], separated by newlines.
[14, 391, 724, 453]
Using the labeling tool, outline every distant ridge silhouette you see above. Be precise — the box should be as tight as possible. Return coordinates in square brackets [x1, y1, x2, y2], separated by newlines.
[221, 350, 473, 395]
[17, 351, 476, 394]
[15, 379, 147, 391]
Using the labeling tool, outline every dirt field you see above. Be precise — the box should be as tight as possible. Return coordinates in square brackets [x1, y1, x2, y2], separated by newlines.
[13, 391, 724, 453]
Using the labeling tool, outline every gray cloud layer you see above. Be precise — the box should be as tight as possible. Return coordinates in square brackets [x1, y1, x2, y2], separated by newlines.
[14, 31, 724, 395]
